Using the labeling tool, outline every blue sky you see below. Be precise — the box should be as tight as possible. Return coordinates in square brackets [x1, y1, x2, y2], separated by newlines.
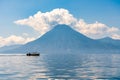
[0, 0, 120, 46]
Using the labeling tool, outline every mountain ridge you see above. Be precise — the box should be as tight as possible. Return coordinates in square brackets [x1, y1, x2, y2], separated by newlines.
[1, 24, 120, 53]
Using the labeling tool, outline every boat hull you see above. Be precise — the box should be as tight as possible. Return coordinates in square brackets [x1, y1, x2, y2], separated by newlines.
[26, 53, 40, 56]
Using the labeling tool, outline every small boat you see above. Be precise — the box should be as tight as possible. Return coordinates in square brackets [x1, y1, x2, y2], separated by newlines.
[26, 52, 40, 56]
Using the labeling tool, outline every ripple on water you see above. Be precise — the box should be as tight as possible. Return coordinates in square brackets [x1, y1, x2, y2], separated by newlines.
[0, 53, 120, 79]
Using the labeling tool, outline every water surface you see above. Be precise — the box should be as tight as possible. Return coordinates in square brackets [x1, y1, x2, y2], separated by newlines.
[0, 53, 120, 80]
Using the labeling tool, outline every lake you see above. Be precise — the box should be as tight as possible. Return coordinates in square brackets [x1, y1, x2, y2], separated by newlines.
[0, 53, 120, 80]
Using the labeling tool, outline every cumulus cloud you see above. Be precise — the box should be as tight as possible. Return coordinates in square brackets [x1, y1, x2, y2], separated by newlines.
[111, 34, 120, 40]
[75, 20, 120, 39]
[0, 35, 35, 47]
[15, 8, 77, 35]
[14, 8, 120, 39]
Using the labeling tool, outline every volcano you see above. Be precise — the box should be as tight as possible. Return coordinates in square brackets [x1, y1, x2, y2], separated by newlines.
[3, 24, 120, 53]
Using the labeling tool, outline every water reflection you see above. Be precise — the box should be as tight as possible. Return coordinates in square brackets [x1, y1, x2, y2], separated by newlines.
[0, 53, 120, 80]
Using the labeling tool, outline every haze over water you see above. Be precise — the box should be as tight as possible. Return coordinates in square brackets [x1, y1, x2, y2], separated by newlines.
[0, 53, 120, 80]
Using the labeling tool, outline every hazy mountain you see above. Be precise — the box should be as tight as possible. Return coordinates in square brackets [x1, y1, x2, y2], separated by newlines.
[98, 37, 120, 48]
[3, 24, 120, 53]
[0, 44, 22, 52]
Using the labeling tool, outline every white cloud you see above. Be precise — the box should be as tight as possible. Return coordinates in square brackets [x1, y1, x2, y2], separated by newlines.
[75, 20, 120, 39]
[15, 8, 77, 35]
[0, 35, 35, 47]
[14, 8, 120, 39]
[111, 34, 120, 40]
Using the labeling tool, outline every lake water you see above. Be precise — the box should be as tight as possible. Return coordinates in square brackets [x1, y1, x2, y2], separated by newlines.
[0, 53, 120, 80]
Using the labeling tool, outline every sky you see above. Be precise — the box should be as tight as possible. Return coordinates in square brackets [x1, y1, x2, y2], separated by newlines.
[0, 0, 120, 47]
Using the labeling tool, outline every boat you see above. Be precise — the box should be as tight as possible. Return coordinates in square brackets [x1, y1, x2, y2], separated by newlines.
[26, 52, 40, 56]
